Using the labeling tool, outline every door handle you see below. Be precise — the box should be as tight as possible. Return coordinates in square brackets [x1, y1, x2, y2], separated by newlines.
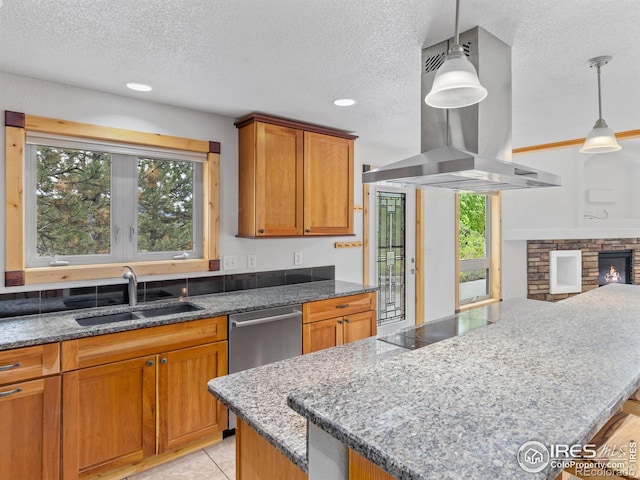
[231, 311, 302, 328]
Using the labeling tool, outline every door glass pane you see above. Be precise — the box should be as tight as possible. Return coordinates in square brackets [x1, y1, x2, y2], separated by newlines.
[377, 192, 406, 326]
[458, 192, 490, 304]
[137, 158, 194, 253]
[459, 267, 489, 304]
[36, 146, 111, 257]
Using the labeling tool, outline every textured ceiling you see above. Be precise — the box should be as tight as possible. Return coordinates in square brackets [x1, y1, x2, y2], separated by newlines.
[0, 0, 638, 155]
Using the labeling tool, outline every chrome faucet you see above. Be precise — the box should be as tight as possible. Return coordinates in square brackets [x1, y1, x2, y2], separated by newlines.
[123, 265, 138, 307]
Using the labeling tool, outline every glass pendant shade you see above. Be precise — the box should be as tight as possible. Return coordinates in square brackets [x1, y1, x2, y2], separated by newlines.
[425, 50, 487, 109]
[579, 119, 621, 154]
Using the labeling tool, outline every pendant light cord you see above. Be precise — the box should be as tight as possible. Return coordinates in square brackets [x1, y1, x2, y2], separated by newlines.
[454, 0, 460, 45]
[596, 64, 603, 120]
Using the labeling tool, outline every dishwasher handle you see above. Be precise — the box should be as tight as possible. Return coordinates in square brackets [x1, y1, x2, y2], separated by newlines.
[231, 310, 302, 328]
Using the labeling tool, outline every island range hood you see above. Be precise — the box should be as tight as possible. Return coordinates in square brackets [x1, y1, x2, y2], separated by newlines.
[363, 27, 561, 191]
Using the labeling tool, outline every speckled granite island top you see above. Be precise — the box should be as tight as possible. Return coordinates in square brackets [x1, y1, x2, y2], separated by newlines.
[287, 284, 640, 480]
[0, 280, 375, 351]
[207, 297, 552, 473]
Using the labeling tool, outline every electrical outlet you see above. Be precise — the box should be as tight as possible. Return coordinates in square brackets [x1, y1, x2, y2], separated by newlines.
[223, 255, 238, 271]
[247, 254, 257, 269]
[294, 251, 303, 265]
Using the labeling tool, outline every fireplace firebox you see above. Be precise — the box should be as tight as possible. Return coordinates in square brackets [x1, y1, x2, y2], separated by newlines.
[598, 250, 632, 286]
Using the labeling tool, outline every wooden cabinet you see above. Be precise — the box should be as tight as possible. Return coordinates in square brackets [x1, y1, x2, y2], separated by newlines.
[236, 113, 356, 237]
[158, 342, 228, 453]
[62, 356, 156, 478]
[0, 343, 61, 480]
[61, 317, 228, 479]
[303, 293, 377, 354]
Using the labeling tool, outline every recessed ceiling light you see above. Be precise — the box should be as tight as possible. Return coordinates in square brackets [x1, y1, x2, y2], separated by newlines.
[126, 82, 153, 92]
[334, 98, 356, 107]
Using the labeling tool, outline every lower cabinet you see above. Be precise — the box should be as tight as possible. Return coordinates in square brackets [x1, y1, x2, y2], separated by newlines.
[302, 292, 377, 354]
[61, 316, 228, 479]
[158, 342, 228, 453]
[0, 343, 61, 480]
[0, 376, 61, 480]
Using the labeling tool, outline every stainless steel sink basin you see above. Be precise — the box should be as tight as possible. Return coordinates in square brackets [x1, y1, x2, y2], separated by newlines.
[139, 303, 203, 318]
[76, 302, 204, 326]
[76, 311, 140, 327]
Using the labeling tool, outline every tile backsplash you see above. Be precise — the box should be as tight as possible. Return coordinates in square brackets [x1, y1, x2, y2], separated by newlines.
[0, 266, 335, 318]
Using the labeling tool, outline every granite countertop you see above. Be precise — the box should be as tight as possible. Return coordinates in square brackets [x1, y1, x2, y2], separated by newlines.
[0, 280, 376, 351]
[207, 297, 551, 473]
[287, 284, 640, 480]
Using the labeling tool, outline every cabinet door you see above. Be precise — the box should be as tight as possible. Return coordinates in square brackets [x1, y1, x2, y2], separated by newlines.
[0, 377, 60, 480]
[62, 356, 156, 479]
[343, 310, 377, 344]
[303, 317, 344, 354]
[158, 342, 228, 453]
[303, 132, 354, 235]
[255, 122, 304, 236]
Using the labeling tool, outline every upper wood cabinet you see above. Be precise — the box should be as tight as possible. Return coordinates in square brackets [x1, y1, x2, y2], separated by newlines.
[236, 114, 356, 237]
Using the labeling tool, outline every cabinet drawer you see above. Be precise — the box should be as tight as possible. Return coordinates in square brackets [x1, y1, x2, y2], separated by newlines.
[303, 293, 376, 323]
[0, 343, 59, 386]
[61, 316, 227, 371]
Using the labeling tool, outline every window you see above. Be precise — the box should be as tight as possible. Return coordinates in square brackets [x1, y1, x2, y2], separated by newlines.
[25, 135, 204, 267]
[4, 111, 220, 286]
[456, 192, 501, 309]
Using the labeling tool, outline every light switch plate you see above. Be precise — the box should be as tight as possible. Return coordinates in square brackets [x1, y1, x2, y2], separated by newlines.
[294, 251, 303, 265]
[223, 255, 238, 271]
[247, 254, 257, 269]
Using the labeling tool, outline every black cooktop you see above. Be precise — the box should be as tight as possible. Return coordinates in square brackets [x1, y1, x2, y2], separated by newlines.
[378, 314, 492, 350]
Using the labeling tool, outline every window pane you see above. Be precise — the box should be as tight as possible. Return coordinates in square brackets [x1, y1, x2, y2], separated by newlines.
[137, 158, 194, 253]
[458, 192, 486, 260]
[36, 146, 111, 256]
[459, 268, 489, 304]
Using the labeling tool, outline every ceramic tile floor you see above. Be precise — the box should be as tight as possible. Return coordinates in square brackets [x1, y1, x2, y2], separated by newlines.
[127, 435, 236, 480]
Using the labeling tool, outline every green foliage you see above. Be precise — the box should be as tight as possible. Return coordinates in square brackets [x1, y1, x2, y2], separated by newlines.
[36, 147, 195, 259]
[36, 147, 111, 256]
[137, 158, 194, 253]
[458, 192, 486, 282]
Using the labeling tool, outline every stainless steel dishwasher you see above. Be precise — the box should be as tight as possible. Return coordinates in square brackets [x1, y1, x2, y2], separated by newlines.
[228, 304, 302, 429]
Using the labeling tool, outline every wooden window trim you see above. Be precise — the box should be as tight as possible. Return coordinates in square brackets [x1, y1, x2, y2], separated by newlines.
[4, 111, 220, 286]
[455, 192, 502, 312]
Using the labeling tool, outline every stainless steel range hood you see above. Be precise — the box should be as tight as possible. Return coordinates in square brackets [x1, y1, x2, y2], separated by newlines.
[363, 27, 561, 191]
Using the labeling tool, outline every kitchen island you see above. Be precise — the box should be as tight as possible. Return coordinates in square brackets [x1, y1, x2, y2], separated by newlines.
[208, 285, 640, 479]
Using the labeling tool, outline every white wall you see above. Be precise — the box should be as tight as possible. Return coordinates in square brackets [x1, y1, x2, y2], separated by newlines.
[0, 72, 459, 320]
[0, 72, 382, 292]
[501, 139, 640, 299]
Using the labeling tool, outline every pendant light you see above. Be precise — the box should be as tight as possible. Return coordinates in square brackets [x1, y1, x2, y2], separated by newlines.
[424, 0, 487, 109]
[579, 56, 621, 154]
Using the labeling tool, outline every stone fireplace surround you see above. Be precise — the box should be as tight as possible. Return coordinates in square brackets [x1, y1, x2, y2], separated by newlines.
[527, 238, 640, 301]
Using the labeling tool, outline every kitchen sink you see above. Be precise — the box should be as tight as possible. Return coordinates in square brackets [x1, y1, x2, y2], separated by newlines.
[138, 303, 203, 318]
[76, 311, 140, 327]
[76, 302, 204, 326]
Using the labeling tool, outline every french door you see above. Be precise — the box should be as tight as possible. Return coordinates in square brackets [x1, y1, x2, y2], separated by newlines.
[370, 186, 416, 335]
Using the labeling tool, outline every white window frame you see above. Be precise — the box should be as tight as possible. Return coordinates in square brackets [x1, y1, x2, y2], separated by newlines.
[25, 134, 204, 268]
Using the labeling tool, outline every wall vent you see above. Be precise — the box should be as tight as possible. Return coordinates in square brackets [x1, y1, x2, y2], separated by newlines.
[423, 42, 473, 73]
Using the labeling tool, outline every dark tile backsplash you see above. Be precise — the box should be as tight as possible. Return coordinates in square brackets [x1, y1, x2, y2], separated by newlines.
[224, 273, 257, 292]
[188, 276, 224, 296]
[0, 265, 335, 319]
[256, 271, 286, 288]
[144, 279, 187, 302]
[285, 268, 312, 285]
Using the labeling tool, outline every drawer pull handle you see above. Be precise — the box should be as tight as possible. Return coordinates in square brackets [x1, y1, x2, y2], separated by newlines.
[258, 229, 265, 234]
[161, 358, 168, 364]
[0, 362, 21, 372]
[336, 304, 349, 309]
[344, 318, 350, 323]
[147, 360, 154, 367]
[0, 387, 22, 397]
[337, 320, 343, 325]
